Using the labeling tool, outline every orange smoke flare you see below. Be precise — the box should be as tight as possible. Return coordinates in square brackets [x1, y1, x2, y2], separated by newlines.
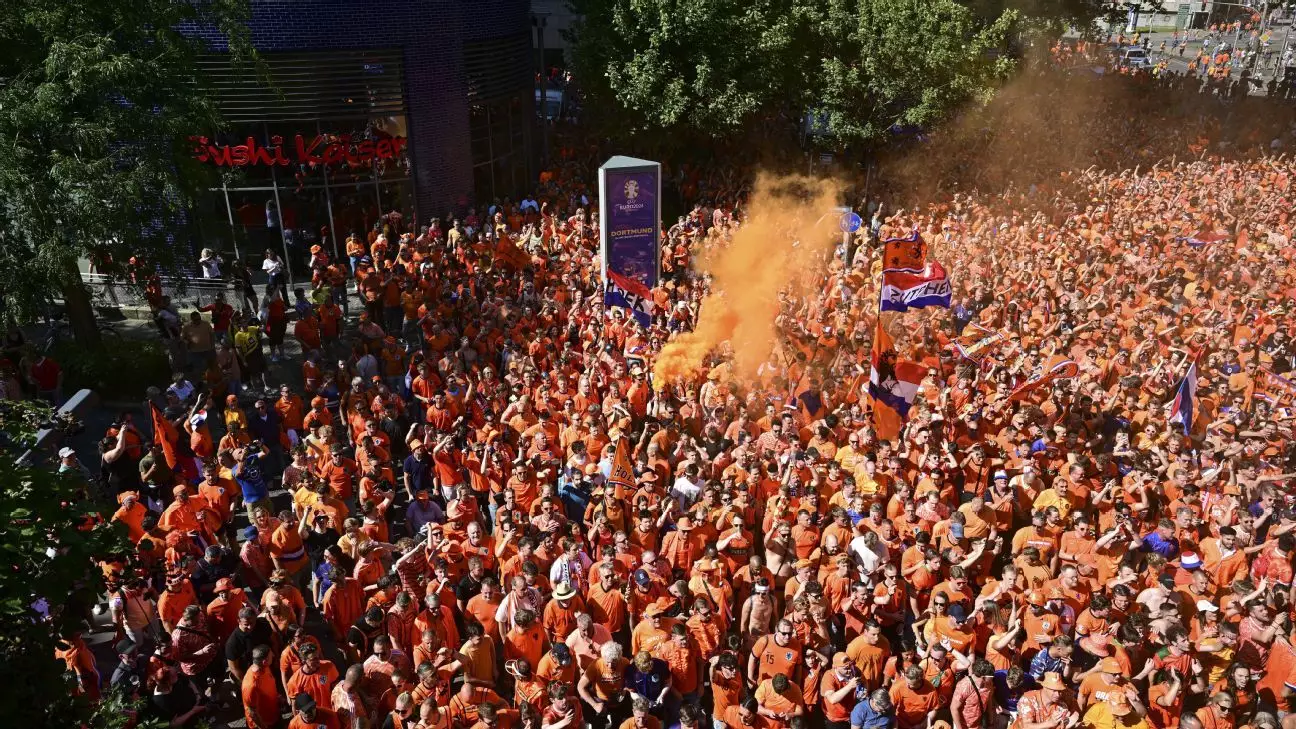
[652, 173, 844, 390]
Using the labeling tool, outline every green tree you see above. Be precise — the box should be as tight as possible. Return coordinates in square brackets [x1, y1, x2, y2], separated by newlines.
[815, 0, 1016, 144]
[569, 0, 1019, 148]
[0, 0, 253, 346]
[0, 401, 140, 726]
[568, 0, 1154, 149]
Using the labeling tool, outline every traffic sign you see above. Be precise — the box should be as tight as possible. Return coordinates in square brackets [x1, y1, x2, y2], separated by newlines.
[840, 211, 862, 233]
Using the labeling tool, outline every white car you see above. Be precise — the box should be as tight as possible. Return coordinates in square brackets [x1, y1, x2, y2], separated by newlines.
[1119, 48, 1152, 69]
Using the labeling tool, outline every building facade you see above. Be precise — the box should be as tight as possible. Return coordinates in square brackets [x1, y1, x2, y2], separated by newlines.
[184, 0, 534, 270]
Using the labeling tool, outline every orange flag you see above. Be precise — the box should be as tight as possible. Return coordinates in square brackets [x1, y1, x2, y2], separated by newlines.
[149, 401, 180, 469]
[881, 230, 928, 272]
[1008, 356, 1080, 402]
[607, 436, 635, 502]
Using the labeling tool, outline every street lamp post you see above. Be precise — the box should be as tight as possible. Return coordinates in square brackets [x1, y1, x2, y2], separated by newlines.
[532, 14, 550, 169]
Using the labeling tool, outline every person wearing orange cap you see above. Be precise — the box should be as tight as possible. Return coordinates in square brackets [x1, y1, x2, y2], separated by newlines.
[1022, 590, 1061, 656]
[111, 490, 148, 542]
[1013, 672, 1076, 729]
[302, 395, 333, 434]
[158, 484, 200, 535]
[660, 517, 703, 575]
[1083, 693, 1149, 729]
[1078, 656, 1135, 711]
[205, 576, 248, 643]
[631, 598, 678, 655]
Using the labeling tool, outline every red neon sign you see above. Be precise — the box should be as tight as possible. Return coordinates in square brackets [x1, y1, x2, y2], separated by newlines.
[188, 133, 407, 167]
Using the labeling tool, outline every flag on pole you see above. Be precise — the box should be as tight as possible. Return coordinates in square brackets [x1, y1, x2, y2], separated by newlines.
[606, 435, 636, 501]
[881, 230, 928, 272]
[149, 401, 180, 469]
[869, 318, 926, 440]
[1256, 368, 1296, 405]
[1180, 229, 1229, 248]
[953, 324, 1008, 364]
[879, 261, 952, 312]
[1168, 356, 1200, 434]
[1008, 356, 1080, 402]
[605, 270, 655, 326]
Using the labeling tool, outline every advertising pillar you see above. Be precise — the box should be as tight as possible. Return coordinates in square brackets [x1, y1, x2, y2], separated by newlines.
[599, 156, 661, 326]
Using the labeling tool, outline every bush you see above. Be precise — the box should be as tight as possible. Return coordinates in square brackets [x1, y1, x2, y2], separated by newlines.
[50, 338, 168, 401]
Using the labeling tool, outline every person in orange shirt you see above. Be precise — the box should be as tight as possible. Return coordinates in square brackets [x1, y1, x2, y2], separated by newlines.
[321, 568, 366, 643]
[269, 510, 311, 588]
[820, 653, 862, 729]
[206, 577, 249, 644]
[653, 623, 702, 700]
[289, 693, 342, 729]
[112, 491, 148, 542]
[504, 609, 549, 670]
[286, 641, 340, 713]
[888, 664, 942, 729]
[241, 645, 281, 729]
[1021, 590, 1062, 655]
[276, 385, 306, 434]
[158, 570, 197, 632]
[846, 620, 892, 691]
[54, 631, 100, 703]
[632, 599, 679, 656]
[930, 604, 977, 655]
[660, 517, 704, 573]
[158, 485, 201, 535]
[754, 673, 804, 729]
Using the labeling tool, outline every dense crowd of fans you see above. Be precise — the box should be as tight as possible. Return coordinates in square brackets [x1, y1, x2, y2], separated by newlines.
[27, 64, 1296, 729]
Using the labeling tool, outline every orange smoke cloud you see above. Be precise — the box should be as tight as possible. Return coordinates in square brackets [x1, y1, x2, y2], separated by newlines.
[652, 174, 844, 390]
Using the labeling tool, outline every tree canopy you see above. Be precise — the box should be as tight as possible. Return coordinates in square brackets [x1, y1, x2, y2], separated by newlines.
[0, 401, 136, 726]
[567, 0, 1127, 148]
[0, 0, 252, 343]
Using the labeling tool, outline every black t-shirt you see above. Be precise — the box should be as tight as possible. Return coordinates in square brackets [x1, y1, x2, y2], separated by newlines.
[701, 436, 732, 460]
[192, 558, 233, 598]
[150, 679, 199, 724]
[455, 573, 484, 604]
[225, 619, 276, 667]
[304, 528, 335, 566]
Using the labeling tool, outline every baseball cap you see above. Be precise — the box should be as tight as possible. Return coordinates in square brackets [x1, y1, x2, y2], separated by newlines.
[1196, 599, 1220, 613]
[58, 447, 76, 459]
[294, 693, 317, 712]
[1180, 552, 1203, 570]
[948, 604, 968, 623]
[633, 569, 652, 587]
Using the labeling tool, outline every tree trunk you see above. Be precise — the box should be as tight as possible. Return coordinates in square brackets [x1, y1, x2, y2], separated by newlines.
[61, 259, 101, 349]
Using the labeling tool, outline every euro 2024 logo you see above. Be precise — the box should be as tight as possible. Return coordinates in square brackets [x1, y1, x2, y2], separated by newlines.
[624, 178, 639, 202]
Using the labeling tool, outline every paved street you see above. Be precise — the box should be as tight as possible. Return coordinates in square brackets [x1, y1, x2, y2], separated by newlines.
[1121, 25, 1295, 93]
[48, 288, 364, 729]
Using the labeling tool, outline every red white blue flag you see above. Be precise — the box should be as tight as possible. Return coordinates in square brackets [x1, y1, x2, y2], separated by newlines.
[869, 319, 926, 439]
[880, 261, 952, 313]
[605, 270, 655, 326]
[1169, 357, 1200, 434]
[1182, 229, 1229, 248]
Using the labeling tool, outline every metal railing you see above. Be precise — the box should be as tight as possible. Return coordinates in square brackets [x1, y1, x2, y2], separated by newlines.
[81, 272, 234, 310]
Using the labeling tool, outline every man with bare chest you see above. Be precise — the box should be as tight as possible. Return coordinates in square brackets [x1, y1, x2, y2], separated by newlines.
[741, 580, 776, 643]
[765, 523, 796, 588]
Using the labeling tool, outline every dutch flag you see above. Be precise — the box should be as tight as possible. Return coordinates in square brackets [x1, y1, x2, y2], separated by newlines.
[1169, 357, 1199, 435]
